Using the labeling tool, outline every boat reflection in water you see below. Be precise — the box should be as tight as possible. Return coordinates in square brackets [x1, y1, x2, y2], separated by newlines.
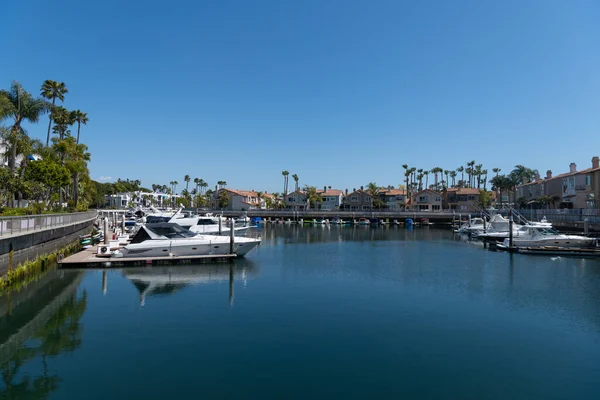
[121, 259, 258, 307]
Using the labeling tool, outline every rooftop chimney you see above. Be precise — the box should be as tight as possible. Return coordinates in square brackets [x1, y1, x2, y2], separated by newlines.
[534, 171, 540, 181]
[360, 185, 364, 191]
[546, 170, 552, 179]
[345, 189, 348, 196]
[593, 156, 599, 169]
[323, 186, 327, 193]
[353, 188, 356, 192]
[569, 163, 577, 173]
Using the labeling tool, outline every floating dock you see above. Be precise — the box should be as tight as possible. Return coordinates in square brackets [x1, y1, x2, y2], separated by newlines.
[514, 246, 600, 257]
[58, 245, 236, 268]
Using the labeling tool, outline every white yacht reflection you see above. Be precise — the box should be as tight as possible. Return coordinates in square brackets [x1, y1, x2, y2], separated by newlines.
[121, 262, 258, 307]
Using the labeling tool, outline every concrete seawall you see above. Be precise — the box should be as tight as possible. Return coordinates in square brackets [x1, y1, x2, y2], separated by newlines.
[0, 217, 96, 276]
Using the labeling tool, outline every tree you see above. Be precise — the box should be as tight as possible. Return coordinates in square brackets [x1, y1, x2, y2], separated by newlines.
[493, 167, 500, 177]
[292, 173, 299, 192]
[51, 106, 74, 140]
[0, 81, 49, 206]
[457, 166, 464, 187]
[218, 190, 229, 209]
[184, 174, 190, 192]
[70, 110, 88, 144]
[466, 160, 475, 187]
[449, 171, 457, 187]
[282, 170, 289, 198]
[303, 185, 322, 209]
[40, 80, 68, 147]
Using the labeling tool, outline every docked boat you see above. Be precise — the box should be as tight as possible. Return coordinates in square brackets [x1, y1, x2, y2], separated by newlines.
[188, 216, 251, 235]
[330, 217, 343, 225]
[112, 223, 261, 258]
[455, 217, 487, 234]
[501, 225, 596, 249]
[357, 218, 370, 226]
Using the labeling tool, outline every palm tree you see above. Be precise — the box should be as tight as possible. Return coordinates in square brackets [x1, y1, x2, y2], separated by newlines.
[184, 175, 191, 192]
[201, 180, 208, 195]
[304, 186, 323, 210]
[432, 167, 442, 190]
[282, 170, 289, 196]
[292, 174, 299, 192]
[193, 177, 200, 193]
[40, 80, 68, 147]
[457, 166, 464, 187]
[417, 173, 424, 190]
[467, 160, 476, 187]
[51, 106, 74, 140]
[423, 170, 429, 189]
[70, 110, 88, 144]
[444, 170, 450, 189]
[481, 169, 488, 190]
[474, 164, 483, 189]
[1, 82, 49, 206]
[449, 171, 457, 187]
[493, 167, 500, 177]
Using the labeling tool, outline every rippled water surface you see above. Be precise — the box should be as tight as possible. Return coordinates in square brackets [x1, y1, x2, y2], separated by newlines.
[1, 225, 600, 399]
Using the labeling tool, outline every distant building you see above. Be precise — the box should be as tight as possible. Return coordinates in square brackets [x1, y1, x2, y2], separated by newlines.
[445, 188, 480, 211]
[412, 190, 442, 212]
[215, 188, 267, 211]
[317, 187, 343, 210]
[516, 158, 599, 209]
[340, 187, 373, 211]
[378, 188, 407, 210]
[286, 190, 308, 210]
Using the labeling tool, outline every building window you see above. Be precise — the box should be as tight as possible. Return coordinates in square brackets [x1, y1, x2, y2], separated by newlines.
[432, 204, 441, 211]
[586, 176, 591, 186]
[351, 196, 358, 201]
[435, 197, 441, 202]
[419, 196, 427, 202]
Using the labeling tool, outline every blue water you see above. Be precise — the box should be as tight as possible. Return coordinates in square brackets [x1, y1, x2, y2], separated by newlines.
[1, 225, 600, 399]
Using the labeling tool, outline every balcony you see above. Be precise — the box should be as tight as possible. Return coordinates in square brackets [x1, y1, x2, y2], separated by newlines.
[575, 184, 587, 191]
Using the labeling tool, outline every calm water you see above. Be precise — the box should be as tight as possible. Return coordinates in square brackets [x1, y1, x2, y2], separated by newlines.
[1, 225, 600, 399]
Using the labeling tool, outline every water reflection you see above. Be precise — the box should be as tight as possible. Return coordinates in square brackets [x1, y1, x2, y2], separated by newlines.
[0, 271, 86, 399]
[258, 224, 449, 245]
[121, 260, 258, 307]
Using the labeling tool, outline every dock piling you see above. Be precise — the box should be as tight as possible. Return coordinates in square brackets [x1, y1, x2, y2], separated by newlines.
[103, 217, 109, 245]
[229, 218, 235, 254]
[509, 209, 514, 251]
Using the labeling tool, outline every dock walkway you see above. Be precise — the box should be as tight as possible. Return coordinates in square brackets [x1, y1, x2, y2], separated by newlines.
[59, 245, 236, 268]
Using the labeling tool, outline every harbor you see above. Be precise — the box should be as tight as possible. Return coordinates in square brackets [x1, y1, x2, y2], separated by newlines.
[2, 225, 600, 399]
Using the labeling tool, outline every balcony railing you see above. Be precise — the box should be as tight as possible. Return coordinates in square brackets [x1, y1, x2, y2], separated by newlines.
[0, 211, 97, 237]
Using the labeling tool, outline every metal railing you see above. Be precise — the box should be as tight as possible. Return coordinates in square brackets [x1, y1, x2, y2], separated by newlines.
[0, 211, 97, 237]
[499, 209, 600, 224]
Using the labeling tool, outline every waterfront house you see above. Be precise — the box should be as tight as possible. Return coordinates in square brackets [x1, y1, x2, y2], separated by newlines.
[412, 189, 442, 212]
[286, 190, 308, 210]
[516, 158, 599, 209]
[588, 157, 600, 209]
[378, 188, 407, 210]
[215, 188, 267, 211]
[445, 188, 480, 212]
[316, 187, 343, 210]
[340, 188, 373, 210]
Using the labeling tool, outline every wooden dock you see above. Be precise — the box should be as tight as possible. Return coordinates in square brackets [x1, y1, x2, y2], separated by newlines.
[58, 245, 236, 268]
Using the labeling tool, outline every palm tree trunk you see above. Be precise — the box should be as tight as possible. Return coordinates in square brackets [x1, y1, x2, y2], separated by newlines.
[46, 97, 56, 146]
[76, 121, 81, 144]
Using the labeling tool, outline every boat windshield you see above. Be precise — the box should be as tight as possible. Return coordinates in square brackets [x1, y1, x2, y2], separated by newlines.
[197, 219, 217, 225]
[146, 223, 197, 239]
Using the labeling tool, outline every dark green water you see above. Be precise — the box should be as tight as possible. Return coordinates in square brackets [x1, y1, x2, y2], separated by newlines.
[1, 225, 600, 399]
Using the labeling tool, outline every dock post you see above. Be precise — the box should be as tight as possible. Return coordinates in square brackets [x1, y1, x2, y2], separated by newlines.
[103, 217, 109, 245]
[468, 214, 472, 226]
[483, 216, 487, 233]
[218, 216, 222, 235]
[508, 209, 514, 251]
[584, 218, 589, 234]
[121, 214, 126, 236]
[229, 218, 235, 254]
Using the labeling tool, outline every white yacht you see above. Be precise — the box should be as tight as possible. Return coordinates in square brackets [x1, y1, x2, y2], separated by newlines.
[112, 223, 261, 258]
[502, 225, 596, 249]
[455, 217, 487, 234]
[189, 215, 251, 235]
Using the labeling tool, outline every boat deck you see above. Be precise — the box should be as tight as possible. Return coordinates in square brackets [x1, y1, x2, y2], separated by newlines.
[58, 245, 236, 268]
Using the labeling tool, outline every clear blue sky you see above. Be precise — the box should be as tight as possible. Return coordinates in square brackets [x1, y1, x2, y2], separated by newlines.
[3, 0, 600, 193]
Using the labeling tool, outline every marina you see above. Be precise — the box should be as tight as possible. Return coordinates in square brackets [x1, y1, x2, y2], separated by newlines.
[2, 225, 600, 399]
